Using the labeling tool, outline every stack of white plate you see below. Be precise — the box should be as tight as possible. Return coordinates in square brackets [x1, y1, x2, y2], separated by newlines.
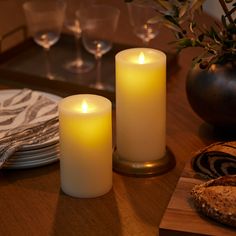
[4, 134, 60, 169]
[0, 89, 61, 169]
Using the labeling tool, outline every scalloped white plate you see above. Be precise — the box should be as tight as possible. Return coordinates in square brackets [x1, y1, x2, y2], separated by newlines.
[0, 89, 62, 151]
[0, 89, 62, 169]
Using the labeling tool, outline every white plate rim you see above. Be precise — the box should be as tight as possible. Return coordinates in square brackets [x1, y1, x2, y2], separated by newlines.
[8, 148, 60, 162]
[3, 154, 59, 169]
[0, 89, 62, 150]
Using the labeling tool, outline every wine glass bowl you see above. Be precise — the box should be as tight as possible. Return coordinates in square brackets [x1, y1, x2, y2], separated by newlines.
[133, 23, 159, 43]
[127, 0, 160, 45]
[23, 0, 66, 79]
[34, 31, 60, 49]
[79, 5, 120, 90]
[82, 39, 112, 58]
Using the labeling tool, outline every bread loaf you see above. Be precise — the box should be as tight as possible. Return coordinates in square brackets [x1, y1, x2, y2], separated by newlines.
[191, 175, 236, 228]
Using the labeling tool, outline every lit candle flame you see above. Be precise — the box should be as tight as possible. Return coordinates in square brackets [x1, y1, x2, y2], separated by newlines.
[138, 52, 145, 64]
[81, 100, 88, 113]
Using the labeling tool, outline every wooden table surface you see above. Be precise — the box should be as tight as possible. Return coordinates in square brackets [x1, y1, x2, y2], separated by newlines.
[0, 5, 232, 235]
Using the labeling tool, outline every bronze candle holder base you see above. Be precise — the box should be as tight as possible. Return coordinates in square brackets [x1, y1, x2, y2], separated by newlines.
[113, 147, 175, 177]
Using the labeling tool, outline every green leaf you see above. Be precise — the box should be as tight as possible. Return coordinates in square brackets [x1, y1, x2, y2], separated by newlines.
[207, 56, 219, 67]
[164, 15, 180, 26]
[211, 27, 222, 42]
[205, 26, 222, 44]
[177, 32, 184, 39]
[198, 34, 204, 42]
[148, 15, 163, 24]
[155, 0, 172, 10]
[178, 38, 193, 47]
[161, 20, 182, 32]
[221, 15, 227, 29]
[190, 0, 206, 13]
[189, 21, 197, 33]
[172, 5, 179, 18]
[191, 56, 202, 68]
[178, 1, 189, 18]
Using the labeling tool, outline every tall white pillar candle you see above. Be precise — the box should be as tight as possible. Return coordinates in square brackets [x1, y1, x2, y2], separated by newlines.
[116, 48, 166, 162]
[59, 94, 112, 198]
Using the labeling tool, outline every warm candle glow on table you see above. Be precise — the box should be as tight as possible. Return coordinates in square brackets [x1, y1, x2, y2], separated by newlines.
[59, 94, 112, 198]
[115, 48, 166, 165]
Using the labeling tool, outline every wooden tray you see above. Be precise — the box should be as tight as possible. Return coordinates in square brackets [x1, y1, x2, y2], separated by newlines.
[159, 160, 236, 236]
[0, 34, 179, 93]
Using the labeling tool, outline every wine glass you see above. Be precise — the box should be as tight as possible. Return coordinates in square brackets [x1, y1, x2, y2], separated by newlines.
[127, 0, 160, 45]
[23, 0, 66, 79]
[78, 4, 120, 90]
[63, 0, 93, 73]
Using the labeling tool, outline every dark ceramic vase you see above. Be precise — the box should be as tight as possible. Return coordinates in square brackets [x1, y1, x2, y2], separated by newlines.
[186, 64, 236, 129]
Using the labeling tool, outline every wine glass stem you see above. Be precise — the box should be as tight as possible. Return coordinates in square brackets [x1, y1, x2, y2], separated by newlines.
[142, 39, 149, 46]
[95, 54, 102, 88]
[75, 34, 83, 66]
[44, 48, 53, 80]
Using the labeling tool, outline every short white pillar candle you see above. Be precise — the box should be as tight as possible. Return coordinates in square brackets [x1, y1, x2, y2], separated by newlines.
[59, 94, 112, 198]
[116, 48, 166, 162]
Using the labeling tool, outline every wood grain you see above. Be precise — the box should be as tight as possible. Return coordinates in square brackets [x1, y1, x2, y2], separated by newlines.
[0, 47, 230, 236]
[0, 4, 234, 235]
[159, 162, 236, 236]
